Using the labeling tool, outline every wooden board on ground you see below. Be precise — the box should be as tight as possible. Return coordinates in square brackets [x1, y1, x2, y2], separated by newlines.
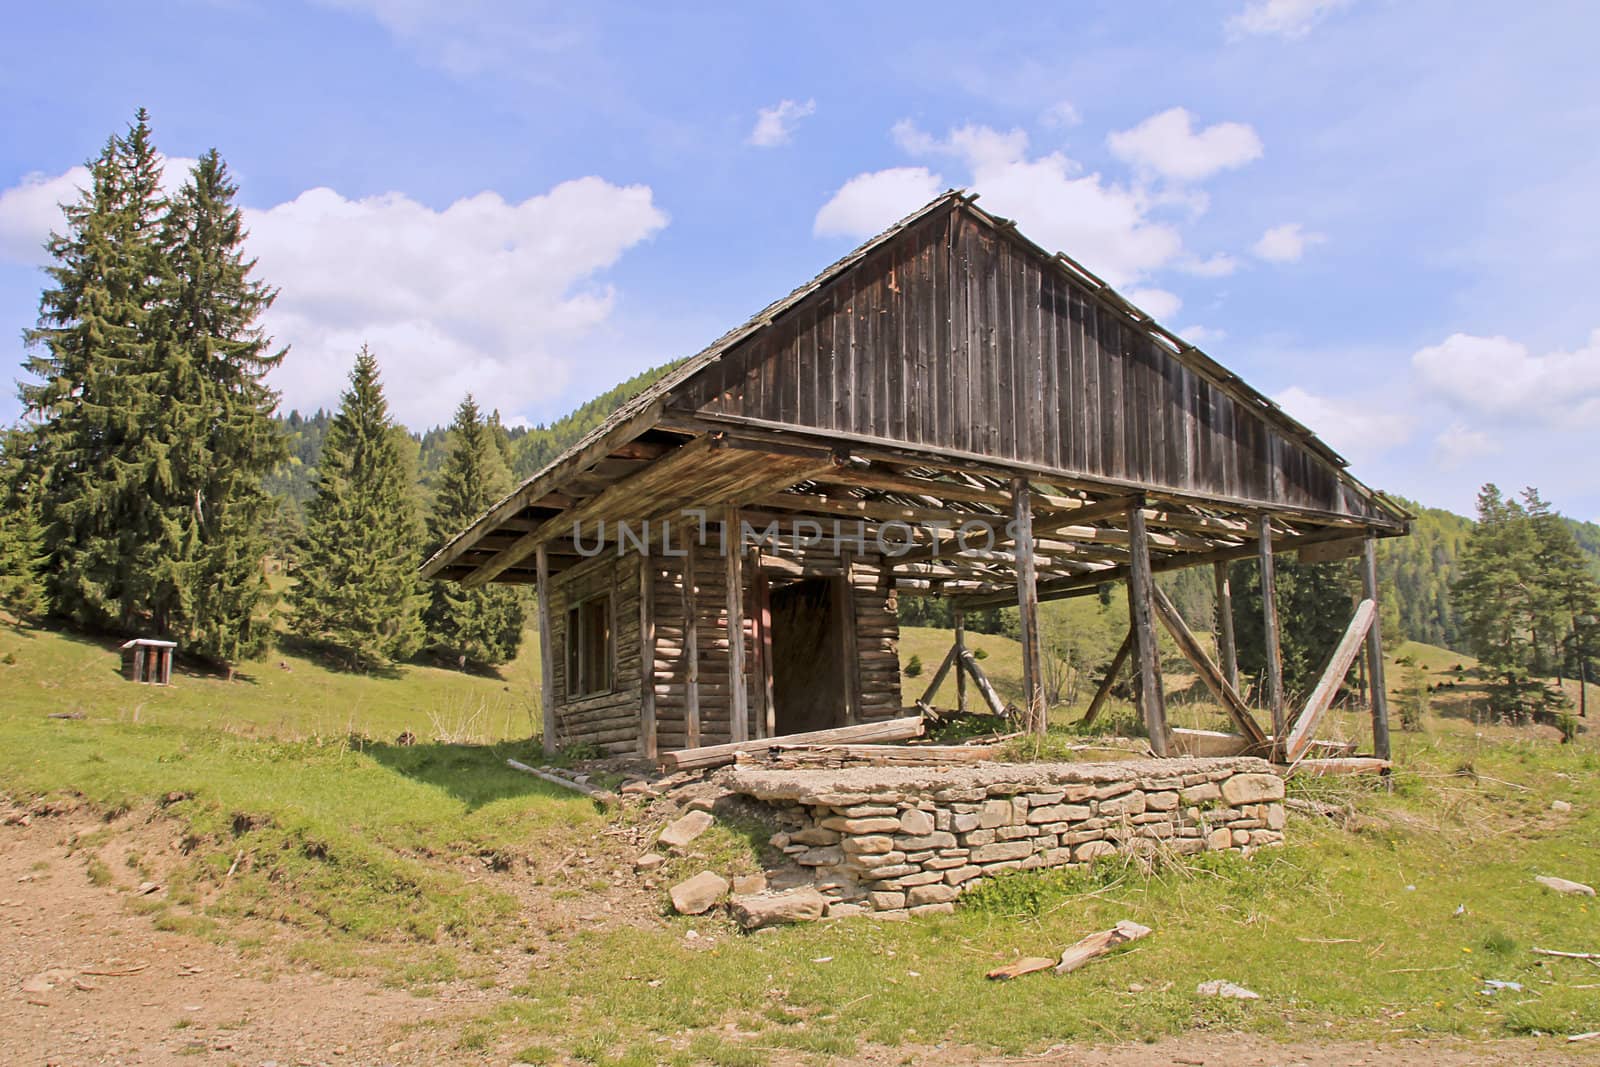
[734, 742, 1001, 769]
[658, 716, 925, 770]
[1283, 757, 1391, 778]
[1055, 919, 1153, 974]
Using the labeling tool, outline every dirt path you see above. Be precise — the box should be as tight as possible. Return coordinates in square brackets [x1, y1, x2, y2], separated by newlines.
[4, 811, 1592, 1066]
[0, 810, 489, 1067]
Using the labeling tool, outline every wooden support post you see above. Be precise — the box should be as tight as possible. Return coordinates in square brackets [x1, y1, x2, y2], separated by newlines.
[953, 607, 969, 713]
[725, 508, 748, 744]
[1258, 516, 1285, 753]
[1362, 537, 1392, 761]
[919, 644, 960, 706]
[131, 647, 145, 684]
[162, 648, 172, 685]
[958, 648, 1008, 718]
[837, 554, 861, 725]
[1151, 585, 1269, 745]
[638, 553, 656, 758]
[1213, 560, 1239, 693]
[1079, 629, 1133, 728]
[683, 543, 701, 750]
[1127, 507, 1169, 755]
[535, 545, 556, 755]
[756, 565, 775, 739]
[1281, 599, 1375, 764]
[1012, 476, 1045, 735]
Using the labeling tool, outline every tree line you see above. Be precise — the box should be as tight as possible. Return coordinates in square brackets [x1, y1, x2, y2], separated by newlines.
[0, 112, 523, 673]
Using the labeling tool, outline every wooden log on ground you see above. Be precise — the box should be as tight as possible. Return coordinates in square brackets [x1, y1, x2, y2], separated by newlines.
[505, 759, 617, 805]
[658, 716, 925, 770]
[733, 742, 1001, 768]
[1282, 757, 1391, 778]
[1055, 919, 1153, 974]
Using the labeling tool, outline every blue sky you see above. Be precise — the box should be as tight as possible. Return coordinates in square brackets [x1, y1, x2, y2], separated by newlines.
[2, 0, 1598, 520]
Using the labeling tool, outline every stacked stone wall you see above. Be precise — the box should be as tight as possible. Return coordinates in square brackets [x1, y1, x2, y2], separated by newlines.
[728, 757, 1285, 918]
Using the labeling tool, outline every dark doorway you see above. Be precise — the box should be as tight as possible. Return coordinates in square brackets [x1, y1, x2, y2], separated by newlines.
[768, 577, 846, 735]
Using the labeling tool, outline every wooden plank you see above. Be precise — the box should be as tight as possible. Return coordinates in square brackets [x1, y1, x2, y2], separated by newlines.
[536, 545, 557, 755]
[639, 553, 656, 758]
[1078, 629, 1133, 728]
[725, 508, 749, 744]
[1258, 516, 1286, 754]
[683, 546, 700, 750]
[1151, 584, 1268, 745]
[1213, 560, 1239, 692]
[1285, 757, 1391, 778]
[1126, 507, 1169, 755]
[1297, 536, 1363, 565]
[659, 715, 925, 770]
[1362, 537, 1392, 761]
[1281, 599, 1375, 764]
[837, 556, 862, 725]
[736, 742, 1001, 768]
[1013, 476, 1045, 735]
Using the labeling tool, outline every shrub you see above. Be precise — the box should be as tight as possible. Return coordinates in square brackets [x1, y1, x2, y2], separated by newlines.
[904, 654, 923, 678]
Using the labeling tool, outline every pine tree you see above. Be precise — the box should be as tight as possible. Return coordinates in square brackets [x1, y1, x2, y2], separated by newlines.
[1522, 488, 1600, 682]
[422, 395, 524, 667]
[0, 428, 46, 615]
[19, 110, 169, 630]
[290, 347, 423, 668]
[155, 149, 288, 667]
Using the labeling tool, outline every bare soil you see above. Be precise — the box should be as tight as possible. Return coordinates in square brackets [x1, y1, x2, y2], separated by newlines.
[4, 805, 1593, 1066]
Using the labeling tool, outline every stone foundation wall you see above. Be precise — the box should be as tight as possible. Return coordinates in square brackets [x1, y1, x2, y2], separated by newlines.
[727, 757, 1286, 918]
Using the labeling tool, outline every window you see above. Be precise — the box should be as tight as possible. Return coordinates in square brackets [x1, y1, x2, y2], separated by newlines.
[565, 595, 613, 698]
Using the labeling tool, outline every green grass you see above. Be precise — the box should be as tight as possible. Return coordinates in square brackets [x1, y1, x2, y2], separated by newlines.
[3, 613, 1599, 1060]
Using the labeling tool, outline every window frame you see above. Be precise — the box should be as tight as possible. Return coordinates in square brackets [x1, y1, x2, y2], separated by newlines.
[564, 592, 615, 699]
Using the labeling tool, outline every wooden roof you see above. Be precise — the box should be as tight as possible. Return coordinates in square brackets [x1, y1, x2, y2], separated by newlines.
[422, 192, 1408, 600]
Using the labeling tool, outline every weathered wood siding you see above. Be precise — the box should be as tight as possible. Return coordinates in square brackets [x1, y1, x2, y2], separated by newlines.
[674, 206, 1383, 521]
[548, 553, 642, 754]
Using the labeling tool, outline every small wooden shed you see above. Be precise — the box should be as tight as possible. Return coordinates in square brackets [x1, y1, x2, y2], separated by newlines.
[422, 192, 1408, 760]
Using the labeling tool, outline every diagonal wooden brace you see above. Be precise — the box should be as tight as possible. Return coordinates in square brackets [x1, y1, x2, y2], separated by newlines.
[1150, 584, 1269, 746]
[1281, 598, 1376, 765]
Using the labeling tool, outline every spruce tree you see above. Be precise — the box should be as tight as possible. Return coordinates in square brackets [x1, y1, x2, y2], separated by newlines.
[0, 428, 46, 615]
[155, 149, 288, 667]
[422, 395, 524, 667]
[19, 110, 169, 630]
[1454, 484, 1552, 720]
[290, 347, 423, 668]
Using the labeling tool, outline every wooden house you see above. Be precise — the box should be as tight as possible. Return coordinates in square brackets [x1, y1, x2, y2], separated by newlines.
[421, 192, 1408, 762]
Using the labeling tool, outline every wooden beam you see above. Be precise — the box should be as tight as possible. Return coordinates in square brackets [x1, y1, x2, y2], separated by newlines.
[1127, 507, 1169, 756]
[1013, 477, 1046, 735]
[756, 565, 775, 739]
[1362, 537, 1392, 761]
[535, 545, 556, 756]
[1151, 584, 1268, 745]
[1213, 560, 1239, 693]
[658, 715, 925, 771]
[683, 544, 700, 750]
[725, 507, 749, 745]
[1258, 516, 1286, 755]
[638, 552, 656, 758]
[1282, 598, 1375, 764]
[1078, 629, 1133, 728]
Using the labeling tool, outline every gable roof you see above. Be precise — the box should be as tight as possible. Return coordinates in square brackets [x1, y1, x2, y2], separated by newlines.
[424, 191, 1406, 583]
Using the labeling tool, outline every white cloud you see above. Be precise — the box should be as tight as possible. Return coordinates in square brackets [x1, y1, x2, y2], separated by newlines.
[1274, 384, 1413, 465]
[1253, 222, 1325, 262]
[835, 120, 1183, 289]
[813, 167, 945, 239]
[1177, 252, 1240, 278]
[245, 178, 668, 428]
[1411, 329, 1600, 424]
[1040, 100, 1082, 128]
[0, 157, 197, 264]
[1177, 324, 1227, 345]
[0, 164, 668, 429]
[1128, 287, 1181, 321]
[748, 98, 817, 148]
[1227, 0, 1353, 39]
[1432, 423, 1500, 469]
[1106, 107, 1263, 183]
